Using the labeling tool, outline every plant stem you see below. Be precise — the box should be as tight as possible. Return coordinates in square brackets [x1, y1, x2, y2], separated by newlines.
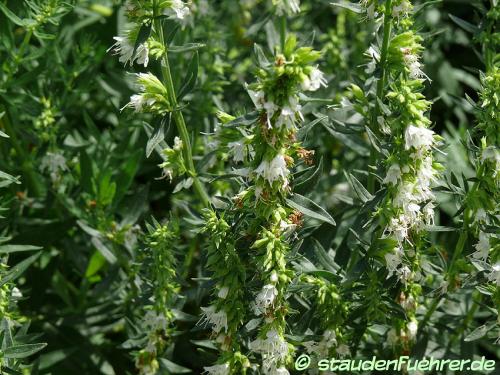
[367, 0, 392, 193]
[280, 15, 287, 52]
[372, 0, 393, 130]
[153, 5, 209, 207]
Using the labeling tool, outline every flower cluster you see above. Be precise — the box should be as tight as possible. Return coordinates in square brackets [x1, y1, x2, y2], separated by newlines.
[135, 219, 180, 375]
[382, 81, 440, 276]
[300, 276, 349, 359]
[468, 67, 500, 326]
[236, 35, 325, 374]
[201, 210, 250, 374]
[125, 73, 170, 114]
[355, 0, 441, 350]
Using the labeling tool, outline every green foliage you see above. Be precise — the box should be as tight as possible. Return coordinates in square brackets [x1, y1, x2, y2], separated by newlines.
[0, 0, 498, 374]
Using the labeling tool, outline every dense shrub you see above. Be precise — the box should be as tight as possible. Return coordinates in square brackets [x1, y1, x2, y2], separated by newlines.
[0, 0, 498, 374]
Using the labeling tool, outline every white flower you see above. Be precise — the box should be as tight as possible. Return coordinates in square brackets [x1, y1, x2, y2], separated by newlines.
[228, 140, 246, 163]
[254, 154, 290, 186]
[127, 94, 155, 113]
[473, 231, 491, 261]
[315, 330, 337, 356]
[392, 0, 412, 19]
[397, 266, 412, 284]
[404, 125, 435, 151]
[217, 286, 229, 299]
[274, 0, 300, 15]
[336, 344, 350, 357]
[302, 67, 327, 91]
[422, 202, 435, 226]
[385, 247, 403, 276]
[385, 216, 410, 244]
[249, 329, 288, 362]
[41, 152, 67, 182]
[254, 284, 279, 315]
[488, 263, 500, 286]
[173, 136, 183, 151]
[167, 0, 191, 20]
[407, 320, 418, 340]
[11, 287, 22, 299]
[247, 88, 265, 109]
[475, 208, 487, 223]
[275, 107, 297, 129]
[270, 271, 279, 284]
[400, 295, 416, 311]
[274, 367, 290, 375]
[481, 146, 500, 163]
[203, 363, 230, 375]
[263, 101, 278, 129]
[393, 181, 415, 208]
[245, 318, 262, 331]
[143, 311, 168, 332]
[303, 341, 319, 354]
[109, 36, 149, 67]
[383, 163, 402, 185]
[481, 146, 500, 177]
[200, 306, 228, 334]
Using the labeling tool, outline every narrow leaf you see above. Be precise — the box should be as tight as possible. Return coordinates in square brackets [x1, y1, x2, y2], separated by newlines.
[449, 14, 479, 34]
[178, 52, 199, 100]
[0, 245, 42, 254]
[3, 343, 47, 359]
[0, 253, 41, 287]
[0, 3, 26, 26]
[286, 194, 336, 226]
[330, 2, 362, 13]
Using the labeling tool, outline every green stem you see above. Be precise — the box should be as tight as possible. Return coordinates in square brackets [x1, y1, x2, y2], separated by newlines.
[367, 0, 392, 194]
[372, 0, 393, 129]
[418, 297, 441, 333]
[153, 4, 209, 207]
[280, 16, 287, 52]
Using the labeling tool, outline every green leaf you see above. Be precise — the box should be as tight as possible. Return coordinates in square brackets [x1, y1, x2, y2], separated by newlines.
[91, 237, 117, 265]
[168, 43, 205, 53]
[295, 157, 323, 195]
[85, 251, 106, 278]
[0, 252, 41, 287]
[146, 119, 166, 158]
[0, 244, 42, 254]
[113, 150, 141, 205]
[3, 343, 47, 359]
[0, 170, 19, 184]
[254, 43, 270, 68]
[344, 172, 373, 203]
[286, 194, 336, 226]
[0, 3, 26, 26]
[159, 358, 191, 374]
[448, 14, 479, 34]
[178, 51, 199, 100]
[464, 323, 495, 342]
[330, 2, 362, 13]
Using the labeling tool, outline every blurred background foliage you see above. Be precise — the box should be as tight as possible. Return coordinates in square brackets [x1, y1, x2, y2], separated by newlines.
[0, 0, 498, 374]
